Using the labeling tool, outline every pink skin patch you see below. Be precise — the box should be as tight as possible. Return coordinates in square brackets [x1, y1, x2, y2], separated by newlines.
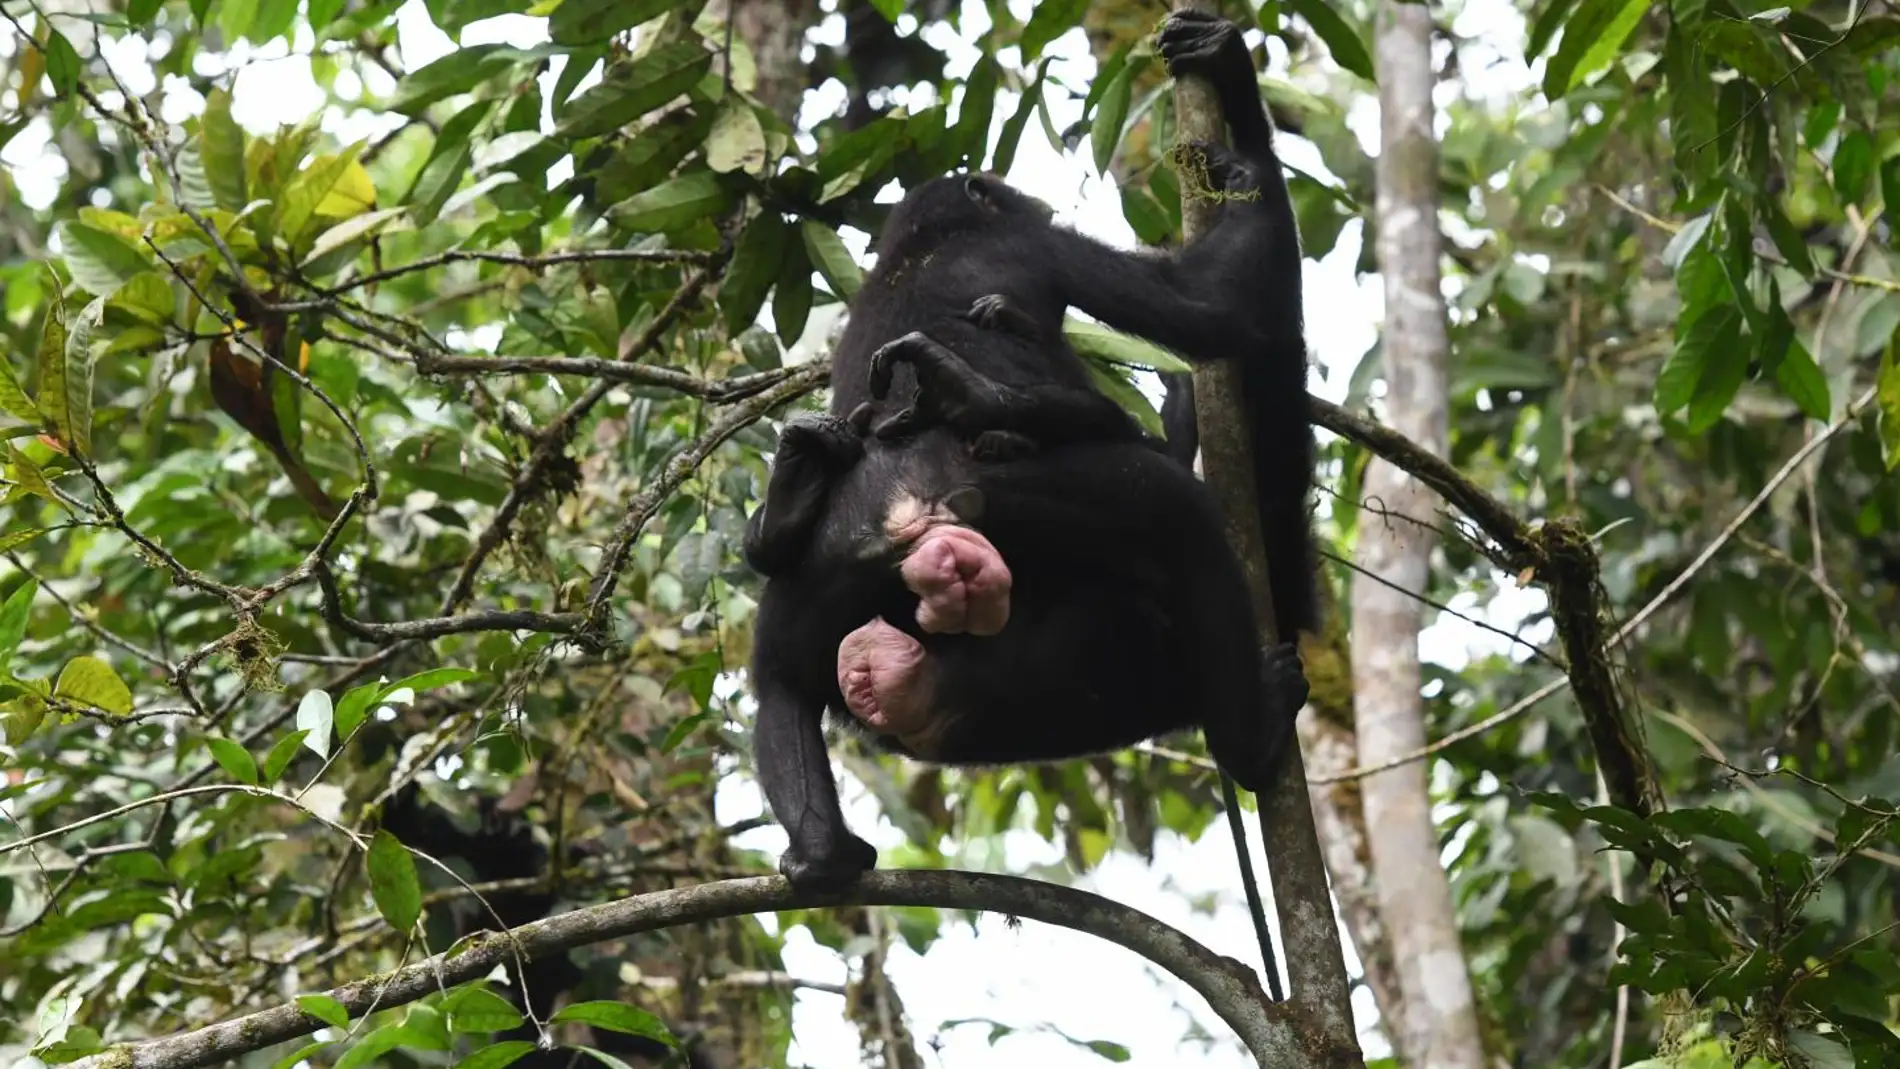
[899, 524, 1011, 636]
[837, 618, 935, 735]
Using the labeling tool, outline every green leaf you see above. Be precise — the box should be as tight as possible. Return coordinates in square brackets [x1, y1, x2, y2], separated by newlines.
[0, 528, 48, 557]
[59, 296, 102, 458]
[1019, 0, 1086, 63]
[1759, 196, 1815, 276]
[297, 994, 351, 1030]
[0, 349, 41, 423]
[591, 108, 711, 204]
[54, 655, 134, 716]
[865, 0, 901, 19]
[1064, 319, 1191, 374]
[366, 829, 422, 932]
[550, 1002, 676, 1045]
[276, 146, 366, 253]
[296, 689, 335, 758]
[381, 667, 481, 697]
[1769, 328, 1828, 422]
[1527, 0, 1581, 58]
[719, 212, 789, 334]
[206, 736, 261, 785]
[555, 43, 714, 140]
[1787, 1031, 1854, 1069]
[1655, 304, 1736, 417]
[263, 729, 311, 785]
[1876, 338, 1900, 469]
[454, 1042, 536, 1069]
[0, 579, 38, 671]
[1684, 314, 1747, 433]
[387, 45, 533, 116]
[1286, 0, 1376, 83]
[1544, 0, 1650, 98]
[443, 986, 526, 1034]
[1119, 184, 1172, 245]
[333, 680, 380, 741]
[1697, 19, 1787, 85]
[993, 58, 1052, 177]
[2, 697, 47, 746]
[199, 89, 249, 211]
[1091, 61, 1134, 177]
[43, 30, 81, 96]
[55, 221, 153, 298]
[956, 56, 1000, 170]
[800, 222, 862, 300]
[772, 240, 813, 349]
[608, 171, 732, 234]
[706, 100, 768, 176]
[548, 0, 673, 46]
[1832, 130, 1874, 205]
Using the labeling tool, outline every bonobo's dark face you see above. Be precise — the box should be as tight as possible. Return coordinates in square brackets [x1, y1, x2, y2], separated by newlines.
[875, 171, 1057, 262]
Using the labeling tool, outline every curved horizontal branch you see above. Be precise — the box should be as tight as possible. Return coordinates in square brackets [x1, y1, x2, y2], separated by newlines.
[415, 353, 809, 403]
[69, 870, 1302, 1069]
[312, 560, 582, 642]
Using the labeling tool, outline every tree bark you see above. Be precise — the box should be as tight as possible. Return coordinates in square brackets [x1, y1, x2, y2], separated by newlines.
[1170, 2, 1360, 1066]
[1297, 579, 1408, 1058]
[1352, 4, 1487, 1069]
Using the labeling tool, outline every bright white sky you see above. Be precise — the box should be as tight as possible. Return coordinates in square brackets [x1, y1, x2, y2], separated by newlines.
[1, 0, 1560, 1065]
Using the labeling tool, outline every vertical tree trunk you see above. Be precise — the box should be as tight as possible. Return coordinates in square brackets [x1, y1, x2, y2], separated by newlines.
[1353, 3, 1486, 1068]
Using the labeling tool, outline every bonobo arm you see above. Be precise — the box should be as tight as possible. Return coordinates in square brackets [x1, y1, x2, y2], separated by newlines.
[867, 329, 1146, 447]
[742, 415, 864, 577]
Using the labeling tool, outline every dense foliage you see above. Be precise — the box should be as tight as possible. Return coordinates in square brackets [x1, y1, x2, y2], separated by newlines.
[0, 0, 1897, 1066]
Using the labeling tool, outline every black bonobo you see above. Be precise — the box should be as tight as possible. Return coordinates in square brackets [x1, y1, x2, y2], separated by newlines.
[744, 10, 1317, 892]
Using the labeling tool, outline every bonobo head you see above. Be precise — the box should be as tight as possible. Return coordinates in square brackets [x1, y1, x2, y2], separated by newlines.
[874, 171, 1057, 264]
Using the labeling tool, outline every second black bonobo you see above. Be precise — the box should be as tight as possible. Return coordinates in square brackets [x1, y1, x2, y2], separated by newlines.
[743, 10, 1317, 892]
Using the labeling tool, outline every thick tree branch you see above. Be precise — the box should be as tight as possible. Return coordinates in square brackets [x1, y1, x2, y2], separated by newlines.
[68, 871, 1309, 1069]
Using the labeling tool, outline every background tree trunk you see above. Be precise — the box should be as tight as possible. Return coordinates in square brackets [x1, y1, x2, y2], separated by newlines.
[1352, 3, 1486, 1067]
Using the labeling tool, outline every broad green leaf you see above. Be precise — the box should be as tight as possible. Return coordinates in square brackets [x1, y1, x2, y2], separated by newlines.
[53, 655, 134, 716]
[1697, 19, 1786, 85]
[1286, 0, 1376, 82]
[993, 58, 1052, 176]
[454, 1042, 536, 1069]
[800, 222, 862, 300]
[772, 241, 813, 349]
[0, 527, 45, 556]
[1832, 130, 1874, 205]
[381, 667, 480, 698]
[608, 171, 732, 234]
[719, 212, 789, 333]
[1655, 305, 1736, 417]
[206, 737, 260, 785]
[263, 729, 311, 785]
[1544, 0, 1650, 98]
[302, 206, 409, 271]
[0, 350, 41, 423]
[1877, 338, 1900, 469]
[296, 994, 350, 1030]
[201, 89, 249, 211]
[1064, 318, 1191, 374]
[1091, 61, 1135, 176]
[60, 296, 103, 458]
[278, 147, 367, 252]
[1527, 0, 1581, 58]
[1083, 360, 1164, 437]
[443, 986, 526, 1034]
[592, 108, 711, 204]
[333, 680, 380, 740]
[706, 100, 768, 176]
[1019, 0, 1086, 63]
[387, 45, 534, 116]
[556, 43, 714, 140]
[548, 0, 673, 45]
[1684, 313, 1747, 433]
[366, 829, 422, 931]
[296, 689, 335, 758]
[1759, 196, 1814, 276]
[956, 56, 999, 170]
[55, 221, 153, 298]
[2, 697, 47, 746]
[865, 0, 901, 18]
[42, 30, 81, 95]
[550, 1002, 676, 1045]
[0, 579, 38, 670]
[1120, 184, 1172, 245]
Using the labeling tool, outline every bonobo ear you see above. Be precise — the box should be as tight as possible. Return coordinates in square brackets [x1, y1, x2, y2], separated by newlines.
[962, 175, 994, 210]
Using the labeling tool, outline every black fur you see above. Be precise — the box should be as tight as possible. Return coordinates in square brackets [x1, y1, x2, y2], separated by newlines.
[742, 10, 1316, 892]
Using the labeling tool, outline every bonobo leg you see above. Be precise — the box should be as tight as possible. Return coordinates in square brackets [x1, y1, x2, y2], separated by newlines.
[866, 330, 1140, 446]
[753, 583, 880, 891]
[742, 414, 865, 577]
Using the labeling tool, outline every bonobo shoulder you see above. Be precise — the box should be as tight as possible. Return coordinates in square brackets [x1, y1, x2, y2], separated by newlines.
[874, 172, 1057, 263]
